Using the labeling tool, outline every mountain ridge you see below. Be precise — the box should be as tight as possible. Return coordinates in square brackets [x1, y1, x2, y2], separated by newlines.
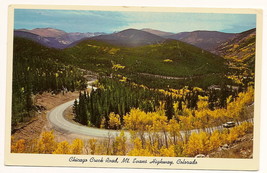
[14, 28, 105, 49]
[141, 28, 174, 37]
[14, 27, 254, 53]
[17, 28, 67, 37]
[165, 30, 238, 52]
[87, 28, 166, 47]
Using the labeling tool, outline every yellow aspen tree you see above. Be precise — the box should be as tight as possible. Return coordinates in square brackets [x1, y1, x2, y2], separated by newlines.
[71, 139, 84, 154]
[227, 129, 239, 144]
[95, 140, 107, 155]
[36, 131, 57, 154]
[113, 131, 127, 155]
[128, 138, 152, 156]
[150, 112, 168, 148]
[168, 118, 182, 145]
[88, 138, 97, 155]
[108, 112, 121, 129]
[197, 96, 209, 110]
[184, 132, 209, 156]
[208, 130, 223, 152]
[159, 145, 175, 157]
[174, 141, 185, 157]
[53, 141, 70, 154]
[11, 139, 26, 153]
[155, 101, 166, 116]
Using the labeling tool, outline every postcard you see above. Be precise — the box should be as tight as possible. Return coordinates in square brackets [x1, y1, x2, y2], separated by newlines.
[5, 5, 262, 170]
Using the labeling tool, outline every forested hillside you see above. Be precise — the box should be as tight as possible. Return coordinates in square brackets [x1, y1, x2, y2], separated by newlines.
[74, 77, 244, 129]
[215, 28, 256, 89]
[12, 37, 86, 128]
[64, 39, 228, 89]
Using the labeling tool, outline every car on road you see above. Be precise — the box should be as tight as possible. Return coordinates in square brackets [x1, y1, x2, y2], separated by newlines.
[223, 122, 236, 128]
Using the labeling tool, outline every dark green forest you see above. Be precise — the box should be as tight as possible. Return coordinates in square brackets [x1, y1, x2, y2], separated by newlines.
[73, 77, 238, 128]
[63, 39, 229, 88]
[12, 37, 86, 128]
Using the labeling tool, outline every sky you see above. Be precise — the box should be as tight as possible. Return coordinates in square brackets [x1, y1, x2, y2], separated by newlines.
[14, 9, 256, 34]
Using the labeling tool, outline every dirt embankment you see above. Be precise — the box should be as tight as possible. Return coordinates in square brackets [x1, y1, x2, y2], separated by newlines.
[12, 91, 79, 143]
[209, 133, 253, 158]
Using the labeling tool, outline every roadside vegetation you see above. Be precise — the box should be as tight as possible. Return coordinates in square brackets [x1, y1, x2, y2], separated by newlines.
[11, 121, 253, 157]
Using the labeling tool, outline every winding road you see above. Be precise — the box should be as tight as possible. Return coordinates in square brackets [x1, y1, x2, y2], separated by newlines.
[47, 80, 254, 139]
[47, 99, 131, 138]
[47, 80, 131, 139]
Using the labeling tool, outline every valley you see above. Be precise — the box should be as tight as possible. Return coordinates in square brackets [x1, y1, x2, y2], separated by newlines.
[11, 26, 256, 158]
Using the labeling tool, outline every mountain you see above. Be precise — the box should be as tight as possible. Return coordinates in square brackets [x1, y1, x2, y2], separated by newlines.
[57, 32, 105, 45]
[215, 28, 256, 70]
[141, 28, 174, 37]
[165, 31, 237, 52]
[64, 38, 228, 88]
[14, 30, 67, 49]
[14, 28, 105, 49]
[65, 37, 227, 76]
[17, 28, 67, 37]
[88, 29, 166, 47]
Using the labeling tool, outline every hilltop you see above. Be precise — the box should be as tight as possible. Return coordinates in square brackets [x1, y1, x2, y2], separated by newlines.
[88, 29, 165, 47]
[141, 28, 174, 37]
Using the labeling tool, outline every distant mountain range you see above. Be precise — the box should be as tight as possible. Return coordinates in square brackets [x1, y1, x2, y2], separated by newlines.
[14, 27, 255, 53]
[163, 31, 237, 52]
[17, 28, 67, 37]
[14, 28, 105, 49]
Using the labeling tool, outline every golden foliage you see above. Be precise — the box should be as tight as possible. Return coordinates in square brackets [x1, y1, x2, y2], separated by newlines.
[108, 48, 120, 55]
[113, 131, 127, 155]
[112, 64, 125, 71]
[123, 108, 168, 132]
[11, 139, 25, 153]
[184, 132, 209, 156]
[71, 139, 84, 154]
[108, 112, 121, 129]
[53, 141, 70, 154]
[163, 59, 173, 63]
[128, 138, 153, 156]
[159, 145, 175, 157]
[88, 138, 97, 155]
[36, 131, 57, 154]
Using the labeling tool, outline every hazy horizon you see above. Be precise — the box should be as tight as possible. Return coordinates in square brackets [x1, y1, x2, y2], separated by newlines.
[14, 9, 256, 34]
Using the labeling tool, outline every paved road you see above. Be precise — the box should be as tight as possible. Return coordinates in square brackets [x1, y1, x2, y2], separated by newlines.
[47, 80, 254, 139]
[47, 98, 132, 138]
[47, 82, 132, 139]
[47, 96, 253, 139]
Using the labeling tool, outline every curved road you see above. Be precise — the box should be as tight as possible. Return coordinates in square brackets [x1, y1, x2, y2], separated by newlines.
[48, 80, 132, 138]
[48, 99, 131, 138]
[47, 81, 254, 139]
